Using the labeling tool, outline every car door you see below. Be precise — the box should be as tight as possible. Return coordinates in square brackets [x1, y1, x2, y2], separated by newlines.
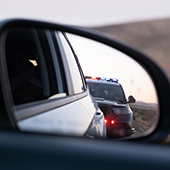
[3, 27, 105, 137]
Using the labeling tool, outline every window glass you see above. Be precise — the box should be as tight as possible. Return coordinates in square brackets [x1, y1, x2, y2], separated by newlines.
[5, 28, 66, 105]
[58, 32, 84, 94]
[87, 82, 126, 103]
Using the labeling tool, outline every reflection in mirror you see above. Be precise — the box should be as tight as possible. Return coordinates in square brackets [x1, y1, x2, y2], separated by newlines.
[4, 27, 106, 139]
[4, 27, 159, 140]
[67, 33, 159, 138]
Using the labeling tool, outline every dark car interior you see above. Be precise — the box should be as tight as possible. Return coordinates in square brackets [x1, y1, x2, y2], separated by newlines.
[5, 28, 62, 105]
[5, 28, 44, 104]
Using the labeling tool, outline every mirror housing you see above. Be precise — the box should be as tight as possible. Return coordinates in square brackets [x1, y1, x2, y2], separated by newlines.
[0, 19, 170, 143]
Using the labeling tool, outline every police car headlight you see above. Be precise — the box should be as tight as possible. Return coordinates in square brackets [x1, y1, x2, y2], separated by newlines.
[112, 107, 132, 115]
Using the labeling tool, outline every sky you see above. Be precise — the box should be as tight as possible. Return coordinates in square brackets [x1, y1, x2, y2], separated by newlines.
[0, 0, 170, 26]
[67, 34, 158, 103]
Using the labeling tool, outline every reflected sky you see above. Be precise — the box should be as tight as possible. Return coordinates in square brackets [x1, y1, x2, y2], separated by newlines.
[67, 34, 158, 104]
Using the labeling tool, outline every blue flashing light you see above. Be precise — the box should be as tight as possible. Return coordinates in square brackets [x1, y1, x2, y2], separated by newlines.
[112, 78, 118, 83]
[106, 78, 110, 81]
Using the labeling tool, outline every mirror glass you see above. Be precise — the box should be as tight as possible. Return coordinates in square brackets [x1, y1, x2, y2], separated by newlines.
[67, 33, 159, 138]
[3, 27, 159, 140]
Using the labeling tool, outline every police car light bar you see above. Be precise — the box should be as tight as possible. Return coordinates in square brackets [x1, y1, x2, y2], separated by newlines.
[85, 76, 118, 83]
[91, 76, 98, 80]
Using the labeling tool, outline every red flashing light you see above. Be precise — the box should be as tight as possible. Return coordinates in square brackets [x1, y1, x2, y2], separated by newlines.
[91, 76, 97, 80]
[111, 120, 115, 125]
[104, 119, 108, 124]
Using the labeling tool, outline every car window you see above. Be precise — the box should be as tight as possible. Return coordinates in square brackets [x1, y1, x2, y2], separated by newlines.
[5, 28, 67, 105]
[57, 32, 84, 94]
[87, 82, 126, 103]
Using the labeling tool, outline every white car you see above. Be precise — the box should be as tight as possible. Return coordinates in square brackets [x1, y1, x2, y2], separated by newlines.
[3, 26, 106, 138]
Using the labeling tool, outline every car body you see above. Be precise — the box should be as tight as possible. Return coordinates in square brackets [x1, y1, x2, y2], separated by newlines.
[0, 25, 106, 138]
[0, 19, 170, 170]
[86, 77, 135, 138]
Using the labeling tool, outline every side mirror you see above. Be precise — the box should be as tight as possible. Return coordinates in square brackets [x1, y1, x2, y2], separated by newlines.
[0, 19, 169, 143]
[127, 95, 136, 103]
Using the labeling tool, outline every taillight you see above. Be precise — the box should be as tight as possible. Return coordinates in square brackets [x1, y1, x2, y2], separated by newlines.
[104, 119, 108, 124]
[104, 119, 115, 125]
[111, 120, 115, 125]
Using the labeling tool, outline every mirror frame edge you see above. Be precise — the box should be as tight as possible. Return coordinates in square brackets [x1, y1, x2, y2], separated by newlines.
[0, 19, 170, 143]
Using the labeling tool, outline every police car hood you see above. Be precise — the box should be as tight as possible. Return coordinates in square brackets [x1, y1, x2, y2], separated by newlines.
[94, 97, 127, 107]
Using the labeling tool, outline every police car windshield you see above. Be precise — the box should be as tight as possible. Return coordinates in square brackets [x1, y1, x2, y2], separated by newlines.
[87, 82, 126, 103]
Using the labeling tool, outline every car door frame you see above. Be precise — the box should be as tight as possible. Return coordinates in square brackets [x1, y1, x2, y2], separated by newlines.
[0, 24, 92, 135]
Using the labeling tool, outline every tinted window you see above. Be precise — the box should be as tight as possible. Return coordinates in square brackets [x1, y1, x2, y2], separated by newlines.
[5, 28, 67, 105]
[87, 82, 126, 103]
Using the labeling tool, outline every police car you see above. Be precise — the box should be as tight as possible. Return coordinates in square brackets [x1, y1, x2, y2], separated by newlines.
[86, 76, 135, 138]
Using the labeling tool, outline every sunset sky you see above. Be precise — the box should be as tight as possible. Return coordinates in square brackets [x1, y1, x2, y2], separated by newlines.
[67, 34, 158, 103]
